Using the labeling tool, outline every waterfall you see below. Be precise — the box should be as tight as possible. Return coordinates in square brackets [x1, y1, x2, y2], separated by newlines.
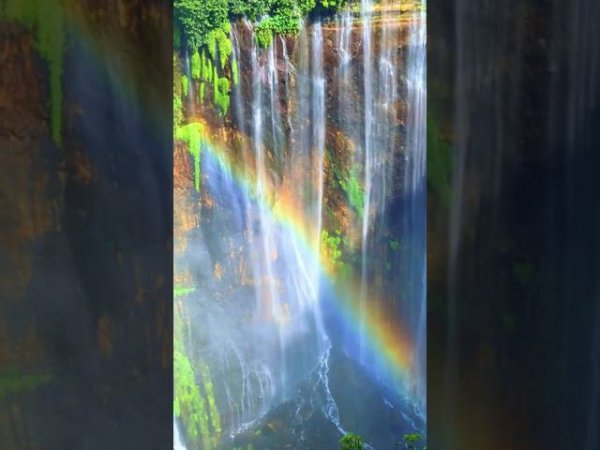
[406, 1, 427, 416]
[183, 49, 194, 110]
[358, 0, 375, 363]
[174, 417, 187, 450]
[175, 2, 426, 447]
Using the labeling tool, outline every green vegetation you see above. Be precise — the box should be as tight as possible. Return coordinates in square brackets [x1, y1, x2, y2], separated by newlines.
[174, 0, 228, 50]
[427, 117, 453, 207]
[200, 82, 206, 103]
[231, 59, 240, 85]
[191, 50, 201, 79]
[175, 286, 196, 297]
[174, 56, 184, 128]
[0, 367, 51, 399]
[174, 0, 349, 116]
[401, 433, 426, 450]
[176, 122, 206, 191]
[321, 229, 350, 277]
[389, 239, 401, 252]
[174, 348, 213, 448]
[1, 0, 65, 144]
[175, 0, 348, 51]
[206, 24, 233, 70]
[182, 75, 190, 97]
[199, 364, 221, 437]
[336, 165, 365, 218]
[321, 229, 342, 265]
[174, 301, 221, 449]
[214, 77, 231, 115]
[340, 432, 365, 450]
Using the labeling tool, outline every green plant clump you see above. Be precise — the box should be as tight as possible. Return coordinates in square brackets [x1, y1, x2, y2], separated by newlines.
[191, 50, 201, 79]
[339, 166, 365, 218]
[176, 122, 206, 191]
[402, 433, 426, 450]
[174, 286, 196, 297]
[174, 348, 213, 448]
[214, 77, 231, 114]
[321, 229, 350, 277]
[175, 0, 348, 51]
[181, 74, 190, 97]
[340, 432, 365, 450]
[0, 367, 51, 400]
[206, 25, 233, 69]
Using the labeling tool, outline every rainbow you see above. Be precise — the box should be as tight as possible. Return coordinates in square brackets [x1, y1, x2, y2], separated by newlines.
[180, 119, 418, 400]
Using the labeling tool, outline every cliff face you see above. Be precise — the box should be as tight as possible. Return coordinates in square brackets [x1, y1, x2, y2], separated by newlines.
[174, 3, 425, 448]
[0, 1, 172, 448]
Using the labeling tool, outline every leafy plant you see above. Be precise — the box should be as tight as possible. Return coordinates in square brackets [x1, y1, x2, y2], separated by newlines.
[338, 166, 365, 218]
[0, 367, 51, 399]
[340, 432, 365, 450]
[321, 229, 343, 270]
[389, 239, 401, 252]
[191, 50, 201, 79]
[401, 433, 424, 450]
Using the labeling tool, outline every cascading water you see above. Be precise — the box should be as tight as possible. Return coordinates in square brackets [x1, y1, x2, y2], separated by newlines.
[405, 1, 427, 415]
[174, 1, 426, 448]
[174, 417, 187, 450]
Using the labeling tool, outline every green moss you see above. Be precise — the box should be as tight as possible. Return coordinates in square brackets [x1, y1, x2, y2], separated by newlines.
[402, 433, 424, 450]
[175, 0, 346, 52]
[231, 60, 240, 86]
[174, 348, 212, 448]
[174, 94, 183, 129]
[176, 122, 206, 191]
[339, 166, 364, 218]
[191, 50, 201, 79]
[332, 160, 364, 218]
[2, 0, 65, 144]
[199, 364, 221, 438]
[389, 239, 401, 252]
[256, 21, 274, 49]
[199, 82, 206, 103]
[340, 432, 365, 450]
[0, 367, 51, 399]
[321, 229, 349, 277]
[320, 0, 346, 10]
[181, 74, 190, 98]
[202, 54, 213, 82]
[206, 27, 232, 70]
[214, 77, 231, 115]
[174, 57, 184, 129]
[175, 286, 196, 297]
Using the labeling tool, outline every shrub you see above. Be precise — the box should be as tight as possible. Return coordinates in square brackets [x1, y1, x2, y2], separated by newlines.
[340, 432, 365, 450]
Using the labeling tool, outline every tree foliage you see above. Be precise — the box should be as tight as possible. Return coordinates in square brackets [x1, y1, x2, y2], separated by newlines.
[175, 0, 348, 50]
[174, 0, 228, 49]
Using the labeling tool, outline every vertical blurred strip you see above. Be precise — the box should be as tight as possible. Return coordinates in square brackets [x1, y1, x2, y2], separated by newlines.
[0, 0, 173, 448]
[428, 0, 600, 448]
